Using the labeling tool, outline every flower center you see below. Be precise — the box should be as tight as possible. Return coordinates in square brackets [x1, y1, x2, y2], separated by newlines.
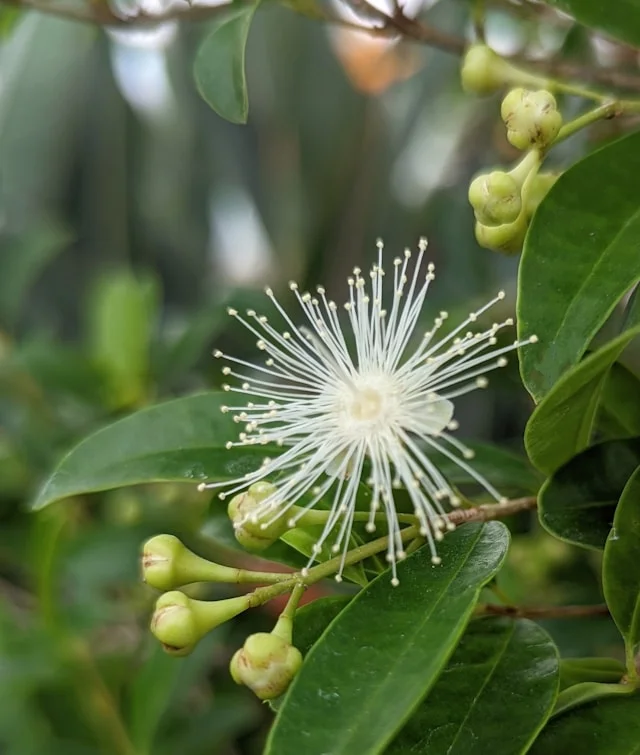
[349, 386, 384, 422]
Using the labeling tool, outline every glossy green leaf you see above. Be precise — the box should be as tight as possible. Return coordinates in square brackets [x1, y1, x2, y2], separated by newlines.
[603, 466, 640, 658]
[553, 682, 634, 718]
[388, 617, 559, 755]
[32, 392, 264, 509]
[267, 522, 510, 755]
[598, 362, 640, 440]
[525, 327, 640, 474]
[194, 3, 259, 124]
[538, 438, 640, 549]
[530, 694, 640, 754]
[559, 657, 626, 691]
[546, 1, 640, 48]
[518, 130, 640, 401]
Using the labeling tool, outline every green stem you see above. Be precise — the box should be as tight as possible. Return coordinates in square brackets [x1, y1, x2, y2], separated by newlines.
[553, 99, 640, 147]
[298, 509, 418, 527]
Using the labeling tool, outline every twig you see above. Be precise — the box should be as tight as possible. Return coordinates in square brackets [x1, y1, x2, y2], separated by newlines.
[447, 495, 537, 526]
[477, 603, 610, 620]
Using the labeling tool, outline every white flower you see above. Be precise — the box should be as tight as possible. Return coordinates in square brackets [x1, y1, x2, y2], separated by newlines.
[199, 239, 536, 584]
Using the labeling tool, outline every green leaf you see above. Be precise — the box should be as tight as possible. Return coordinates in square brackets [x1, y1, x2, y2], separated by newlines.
[545, 1, 640, 49]
[559, 657, 626, 690]
[525, 327, 640, 474]
[518, 130, 640, 401]
[266, 522, 510, 755]
[530, 694, 640, 754]
[538, 438, 640, 549]
[388, 617, 559, 755]
[553, 682, 634, 718]
[86, 269, 158, 409]
[603, 466, 640, 660]
[193, 3, 259, 124]
[32, 392, 264, 509]
[597, 362, 640, 440]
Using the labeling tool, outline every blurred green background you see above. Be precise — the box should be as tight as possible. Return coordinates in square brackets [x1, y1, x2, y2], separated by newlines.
[0, 4, 624, 753]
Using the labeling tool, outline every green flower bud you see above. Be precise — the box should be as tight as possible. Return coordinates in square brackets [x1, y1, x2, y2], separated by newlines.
[468, 171, 522, 226]
[475, 214, 528, 256]
[460, 44, 510, 95]
[500, 88, 563, 150]
[142, 534, 252, 590]
[230, 632, 303, 700]
[525, 172, 560, 219]
[151, 591, 250, 656]
[228, 481, 293, 551]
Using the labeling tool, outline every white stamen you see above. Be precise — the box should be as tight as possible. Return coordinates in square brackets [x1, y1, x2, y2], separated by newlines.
[198, 240, 537, 584]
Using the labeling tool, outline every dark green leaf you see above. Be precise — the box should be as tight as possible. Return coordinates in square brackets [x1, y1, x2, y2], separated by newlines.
[388, 617, 559, 755]
[530, 694, 640, 754]
[603, 466, 640, 658]
[518, 130, 640, 401]
[293, 596, 351, 656]
[546, 1, 640, 49]
[525, 327, 640, 474]
[194, 3, 259, 124]
[559, 657, 626, 690]
[597, 362, 640, 440]
[538, 438, 640, 549]
[267, 522, 510, 755]
[32, 392, 264, 509]
[553, 682, 634, 718]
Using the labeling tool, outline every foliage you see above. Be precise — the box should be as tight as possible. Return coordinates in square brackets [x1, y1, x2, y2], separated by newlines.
[2, 1, 640, 754]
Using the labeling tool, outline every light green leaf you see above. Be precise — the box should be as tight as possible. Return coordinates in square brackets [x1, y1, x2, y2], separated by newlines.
[388, 617, 559, 755]
[530, 695, 640, 754]
[559, 657, 626, 690]
[525, 326, 640, 474]
[538, 438, 640, 549]
[32, 392, 263, 509]
[86, 269, 158, 409]
[603, 466, 640, 662]
[194, 3, 259, 124]
[266, 522, 510, 755]
[545, 1, 640, 49]
[518, 130, 640, 401]
[552, 682, 634, 718]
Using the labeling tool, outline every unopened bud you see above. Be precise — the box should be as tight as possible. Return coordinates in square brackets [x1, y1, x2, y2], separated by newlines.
[501, 88, 563, 150]
[230, 632, 303, 700]
[460, 44, 510, 95]
[151, 591, 249, 656]
[142, 534, 251, 590]
[468, 171, 522, 226]
[228, 481, 293, 551]
[475, 214, 528, 255]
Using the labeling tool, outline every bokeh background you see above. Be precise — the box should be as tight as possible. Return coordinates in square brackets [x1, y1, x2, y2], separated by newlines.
[0, 3, 628, 753]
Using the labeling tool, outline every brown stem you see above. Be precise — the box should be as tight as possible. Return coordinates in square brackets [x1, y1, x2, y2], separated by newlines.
[477, 603, 610, 620]
[448, 495, 537, 526]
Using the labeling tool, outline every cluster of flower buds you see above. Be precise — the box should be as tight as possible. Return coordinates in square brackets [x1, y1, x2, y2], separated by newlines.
[142, 505, 305, 698]
[461, 44, 565, 255]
